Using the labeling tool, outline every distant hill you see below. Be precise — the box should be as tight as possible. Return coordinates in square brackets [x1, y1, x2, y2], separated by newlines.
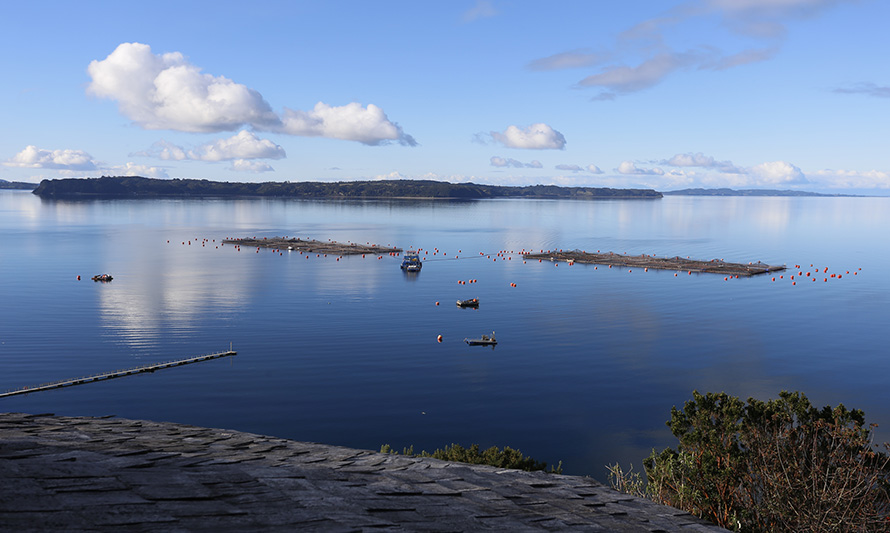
[32, 176, 663, 200]
[0, 179, 37, 190]
[663, 188, 854, 197]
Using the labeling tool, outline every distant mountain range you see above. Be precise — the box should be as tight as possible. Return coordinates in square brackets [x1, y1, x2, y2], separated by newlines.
[663, 188, 855, 197]
[0, 179, 37, 190]
[31, 176, 663, 200]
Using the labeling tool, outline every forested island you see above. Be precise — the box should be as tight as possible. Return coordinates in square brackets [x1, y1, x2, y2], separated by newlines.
[31, 176, 662, 200]
[0, 179, 37, 190]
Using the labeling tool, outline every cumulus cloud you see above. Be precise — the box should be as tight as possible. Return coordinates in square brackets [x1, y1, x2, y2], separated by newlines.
[587, 164, 604, 174]
[834, 82, 890, 99]
[87, 43, 279, 133]
[4, 145, 98, 170]
[663, 152, 743, 173]
[230, 159, 274, 173]
[111, 162, 169, 178]
[491, 123, 566, 150]
[87, 42, 415, 145]
[188, 131, 285, 161]
[748, 161, 807, 185]
[140, 140, 187, 161]
[617, 161, 665, 175]
[810, 169, 890, 189]
[137, 131, 285, 163]
[279, 102, 416, 146]
[491, 156, 541, 168]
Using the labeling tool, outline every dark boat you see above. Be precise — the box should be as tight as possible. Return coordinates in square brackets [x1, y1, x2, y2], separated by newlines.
[456, 298, 479, 308]
[91, 274, 113, 282]
[465, 332, 496, 346]
[400, 252, 422, 271]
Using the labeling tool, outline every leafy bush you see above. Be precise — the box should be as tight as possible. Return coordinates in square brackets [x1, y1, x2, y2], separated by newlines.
[612, 391, 890, 531]
[380, 443, 562, 473]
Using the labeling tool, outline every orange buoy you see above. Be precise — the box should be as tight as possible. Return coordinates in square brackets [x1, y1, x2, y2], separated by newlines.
[435, 302, 439, 306]
[437, 335, 443, 343]
[77, 275, 81, 280]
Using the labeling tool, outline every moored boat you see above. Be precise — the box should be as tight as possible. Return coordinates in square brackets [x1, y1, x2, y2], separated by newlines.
[91, 274, 113, 282]
[465, 332, 496, 346]
[456, 298, 479, 308]
[400, 252, 422, 271]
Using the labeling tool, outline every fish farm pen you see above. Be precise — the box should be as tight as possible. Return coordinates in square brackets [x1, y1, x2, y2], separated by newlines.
[523, 250, 786, 276]
[222, 237, 401, 256]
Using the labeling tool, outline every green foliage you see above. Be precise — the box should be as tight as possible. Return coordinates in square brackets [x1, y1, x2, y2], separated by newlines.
[380, 443, 562, 474]
[615, 390, 890, 531]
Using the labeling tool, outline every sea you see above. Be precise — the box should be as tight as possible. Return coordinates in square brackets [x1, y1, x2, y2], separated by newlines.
[1, 189, 888, 480]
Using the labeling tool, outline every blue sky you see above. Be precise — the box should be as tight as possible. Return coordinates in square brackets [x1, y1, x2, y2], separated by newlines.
[2, 0, 888, 194]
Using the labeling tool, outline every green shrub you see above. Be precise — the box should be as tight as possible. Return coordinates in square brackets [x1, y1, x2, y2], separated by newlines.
[612, 391, 890, 531]
[380, 443, 562, 473]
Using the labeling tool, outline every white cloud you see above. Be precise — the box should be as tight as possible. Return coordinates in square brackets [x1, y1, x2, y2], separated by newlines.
[87, 43, 279, 133]
[87, 42, 415, 145]
[4, 145, 98, 170]
[587, 164, 604, 174]
[230, 159, 274, 173]
[555, 164, 583, 172]
[188, 131, 285, 161]
[664, 152, 743, 173]
[491, 156, 542, 168]
[279, 102, 416, 146]
[134, 140, 187, 161]
[112, 162, 169, 178]
[580, 53, 698, 99]
[534, 0, 847, 99]
[748, 160, 807, 185]
[809, 169, 890, 189]
[617, 161, 665, 175]
[491, 123, 566, 150]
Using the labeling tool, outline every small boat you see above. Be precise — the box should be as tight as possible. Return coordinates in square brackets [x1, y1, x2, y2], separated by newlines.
[456, 298, 479, 308]
[91, 274, 113, 282]
[465, 332, 497, 346]
[400, 252, 422, 271]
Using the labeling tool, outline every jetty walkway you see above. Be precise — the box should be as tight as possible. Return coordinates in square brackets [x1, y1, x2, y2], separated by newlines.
[0, 412, 727, 531]
[0, 351, 236, 398]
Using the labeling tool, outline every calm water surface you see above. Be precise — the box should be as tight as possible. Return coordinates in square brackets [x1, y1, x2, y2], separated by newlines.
[1, 190, 888, 479]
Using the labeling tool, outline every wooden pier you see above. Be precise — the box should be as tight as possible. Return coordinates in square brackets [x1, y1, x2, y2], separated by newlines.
[223, 237, 400, 255]
[0, 350, 237, 398]
[523, 250, 785, 276]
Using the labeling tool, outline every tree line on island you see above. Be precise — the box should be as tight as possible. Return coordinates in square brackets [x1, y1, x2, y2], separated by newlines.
[31, 176, 662, 200]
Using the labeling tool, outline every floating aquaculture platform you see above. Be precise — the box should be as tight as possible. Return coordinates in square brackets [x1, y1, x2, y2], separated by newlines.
[523, 250, 785, 276]
[223, 237, 401, 255]
[0, 350, 237, 398]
